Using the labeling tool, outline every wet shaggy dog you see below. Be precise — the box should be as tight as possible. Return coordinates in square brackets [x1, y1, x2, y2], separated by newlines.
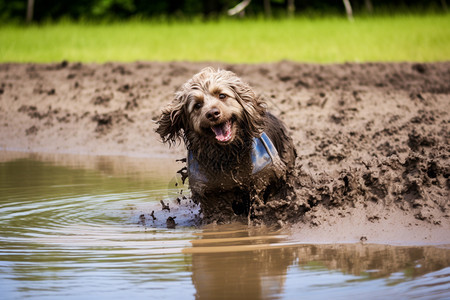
[156, 68, 296, 224]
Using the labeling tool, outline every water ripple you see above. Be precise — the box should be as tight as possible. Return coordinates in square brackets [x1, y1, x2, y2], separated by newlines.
[1, 153, 449, 299]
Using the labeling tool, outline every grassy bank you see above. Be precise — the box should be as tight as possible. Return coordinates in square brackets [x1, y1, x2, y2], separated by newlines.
[1, 15, 449, 63]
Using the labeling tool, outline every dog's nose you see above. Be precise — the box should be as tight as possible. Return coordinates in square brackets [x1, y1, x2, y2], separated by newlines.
[206, 108, 221, 121]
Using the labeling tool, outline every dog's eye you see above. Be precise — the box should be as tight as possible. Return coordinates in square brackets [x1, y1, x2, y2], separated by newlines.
[218, 94, 227, 100]
[193, 102, 202, 110]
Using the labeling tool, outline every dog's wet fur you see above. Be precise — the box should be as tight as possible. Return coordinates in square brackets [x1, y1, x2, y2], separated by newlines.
[156, 68, 296, 224]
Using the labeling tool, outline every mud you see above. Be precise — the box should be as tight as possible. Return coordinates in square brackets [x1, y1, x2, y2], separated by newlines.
[0, 61, 449, 238]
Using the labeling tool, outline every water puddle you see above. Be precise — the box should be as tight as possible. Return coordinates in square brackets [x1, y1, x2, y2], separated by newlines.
[0, 151, 449, 299]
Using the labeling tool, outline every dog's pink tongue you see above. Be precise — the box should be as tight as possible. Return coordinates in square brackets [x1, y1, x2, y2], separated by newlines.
[212, 121, 232, 142]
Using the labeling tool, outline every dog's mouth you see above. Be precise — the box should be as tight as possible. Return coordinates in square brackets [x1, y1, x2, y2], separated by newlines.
[211, 120, 233, 143]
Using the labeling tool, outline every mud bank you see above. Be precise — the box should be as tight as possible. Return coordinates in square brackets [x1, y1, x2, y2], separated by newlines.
[0, 61, 449, 244]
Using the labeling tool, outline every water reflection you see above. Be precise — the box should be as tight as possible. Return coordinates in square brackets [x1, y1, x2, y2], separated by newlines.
[187, 224, 450, 299]
[0, 151, 449, 299]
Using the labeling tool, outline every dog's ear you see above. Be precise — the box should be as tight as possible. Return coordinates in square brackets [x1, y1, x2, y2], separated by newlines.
[155, 93, 186, 146]
[229, 76, 266, 136]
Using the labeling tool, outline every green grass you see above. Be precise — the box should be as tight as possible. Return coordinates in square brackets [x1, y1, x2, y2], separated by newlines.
[1, 14, 449, 63]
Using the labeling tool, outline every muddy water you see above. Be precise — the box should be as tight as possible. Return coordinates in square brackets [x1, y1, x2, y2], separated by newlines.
[0, 152, 449, 299]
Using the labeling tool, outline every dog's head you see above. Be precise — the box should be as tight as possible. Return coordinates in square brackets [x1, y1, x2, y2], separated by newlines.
[156, 67, 266, 147]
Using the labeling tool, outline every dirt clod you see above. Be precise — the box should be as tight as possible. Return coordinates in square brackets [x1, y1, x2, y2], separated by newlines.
[160, 200, 170, 212]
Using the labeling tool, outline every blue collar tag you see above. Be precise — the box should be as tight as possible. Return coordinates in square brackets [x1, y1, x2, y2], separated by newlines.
[251, 132, 278, 174]
[188, 132, 278, 183]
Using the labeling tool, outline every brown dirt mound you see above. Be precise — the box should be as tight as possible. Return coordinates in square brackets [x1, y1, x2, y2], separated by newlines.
[0, 61, 449, 241]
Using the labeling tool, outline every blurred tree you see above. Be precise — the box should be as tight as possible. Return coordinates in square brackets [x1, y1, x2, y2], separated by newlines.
[264, 0, 272, 18]
[365, 0, 373, 13]
[228, 0, 251, 16]
[343, 0, 353, 21]
[0, 0, 447, 22]
[287, 0, 295, 17]
[26, 0, 34, 23]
